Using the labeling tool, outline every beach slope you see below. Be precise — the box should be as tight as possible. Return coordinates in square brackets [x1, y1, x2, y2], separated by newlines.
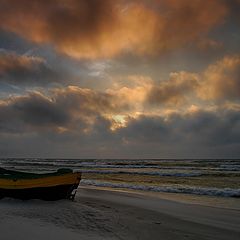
[0, 187, 239, 240]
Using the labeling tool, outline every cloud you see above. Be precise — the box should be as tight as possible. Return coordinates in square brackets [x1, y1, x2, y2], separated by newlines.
[0, 0, 228, 59]
[147, 71, 199, 106]
[0, 80, 238, 138]
[0, 98, 239, 157]
[0, 92, 69, 133]
[145, 55, 240, 107]
[0, 49, 57, 86]
[0, 86, 128, 133]
[198, 55, 240, 101]
[117, 107, 240, 150]
[106, 75, 153, 112]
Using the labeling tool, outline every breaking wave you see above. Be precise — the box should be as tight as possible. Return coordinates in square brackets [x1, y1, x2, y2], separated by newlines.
[81, 180, 240, 198]
[80, 169, 203, 177]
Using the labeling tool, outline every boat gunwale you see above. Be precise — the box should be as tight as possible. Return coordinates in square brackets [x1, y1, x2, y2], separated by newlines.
[0, 167, 78, 179]
[0, 172, 81, 189]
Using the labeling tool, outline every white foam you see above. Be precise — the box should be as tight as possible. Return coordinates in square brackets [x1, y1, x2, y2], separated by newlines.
[81, 180, 240, 197]
[80, 169, 202, 177]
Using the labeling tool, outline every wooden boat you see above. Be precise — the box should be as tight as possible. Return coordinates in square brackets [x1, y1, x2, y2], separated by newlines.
[0, 168, 81, 200]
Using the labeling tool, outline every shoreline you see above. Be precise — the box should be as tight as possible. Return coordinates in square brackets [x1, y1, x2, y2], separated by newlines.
[1, 187, 239, 240]
[78, 187, 240, 232]
[80, 185, 240, 210]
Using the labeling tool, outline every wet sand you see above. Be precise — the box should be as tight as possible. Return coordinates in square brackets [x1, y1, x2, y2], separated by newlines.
[0, 187, 239, 240]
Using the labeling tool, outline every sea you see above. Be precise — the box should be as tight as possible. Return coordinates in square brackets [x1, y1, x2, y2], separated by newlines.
[0, 158, 239, 199]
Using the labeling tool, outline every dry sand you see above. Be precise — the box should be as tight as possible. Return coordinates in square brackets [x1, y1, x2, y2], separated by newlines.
[0, 187, 239, 240]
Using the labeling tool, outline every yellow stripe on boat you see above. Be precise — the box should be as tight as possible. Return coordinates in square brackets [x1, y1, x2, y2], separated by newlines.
[0, 172, 81, 189]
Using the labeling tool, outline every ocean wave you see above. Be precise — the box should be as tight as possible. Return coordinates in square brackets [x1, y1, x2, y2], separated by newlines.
[80, 169, 202, 177]
[1, 159, 239, 176]
[74, 164, 240, 172]
[1, 158, 239, 168]
[1, 165, 238, 177]
[81, 180, 240, 198]
[220, 164, 240, 171]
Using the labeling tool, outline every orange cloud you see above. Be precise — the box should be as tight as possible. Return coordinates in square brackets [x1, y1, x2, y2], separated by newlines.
[0, 50, 44, 74]
[106, 75, 153, 112]
[0, 0, 228, 59]
[198, 55, 240, 100]
[147, 55, 240, 106]
[147, 71, 199, 106]
[0, 50, 56, 85]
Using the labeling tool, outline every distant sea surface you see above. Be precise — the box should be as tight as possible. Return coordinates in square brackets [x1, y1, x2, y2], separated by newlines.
[0, 158, 239, 198]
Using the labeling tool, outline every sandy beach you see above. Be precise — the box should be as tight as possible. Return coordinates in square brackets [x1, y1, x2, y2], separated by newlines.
[0, 187, 239, 240]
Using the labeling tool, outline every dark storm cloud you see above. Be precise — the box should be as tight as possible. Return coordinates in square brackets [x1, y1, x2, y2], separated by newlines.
[0, 101, 239, 158]
[12, 93, 69, 126]
[117, 109, 240, 147]
[0, 30, 35, 53]
[0, 93, 69, 132]
[0, 86, 128, 133]
[0, 50, 58, 86]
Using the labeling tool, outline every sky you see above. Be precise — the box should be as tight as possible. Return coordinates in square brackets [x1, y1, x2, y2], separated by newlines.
[0, 0, 240, 158]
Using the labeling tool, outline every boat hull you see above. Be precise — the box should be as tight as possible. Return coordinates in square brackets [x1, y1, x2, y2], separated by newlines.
[0, 184, 79, 200]
[0, 171, 81, 200]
